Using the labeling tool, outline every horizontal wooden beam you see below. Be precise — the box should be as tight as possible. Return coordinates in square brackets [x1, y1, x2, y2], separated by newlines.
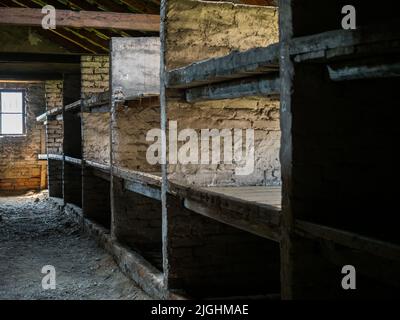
[290, 22, 400, 62]
[48, 154, 63, 161]
[82, 91, 110, 111]
[328, 61, 400, 81]
[64, 156, 82, 166]
[85, 160, 111, 173]
[166, 43, 279, 89]
[0, 52, 81, 63]
[0, 7, 160, 31]
[0, 72, 63, 81]
[185, 75, 280, 103]
[112, 166, 162, 187]
[169, 181, 281, 242]
[64, 100, 82, 112]
[124, 180, 161, 201]
[296, 220, 400, 262]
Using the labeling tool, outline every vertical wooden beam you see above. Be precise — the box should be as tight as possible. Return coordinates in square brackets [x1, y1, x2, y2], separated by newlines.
[159, 0, 169, 297]
[278, 0, 295, 300]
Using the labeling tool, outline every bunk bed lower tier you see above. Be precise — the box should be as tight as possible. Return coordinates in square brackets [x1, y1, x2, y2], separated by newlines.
[168, 181, 282, 242]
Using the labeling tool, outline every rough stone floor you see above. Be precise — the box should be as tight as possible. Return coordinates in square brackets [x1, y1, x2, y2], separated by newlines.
[0, 191, 150, 300]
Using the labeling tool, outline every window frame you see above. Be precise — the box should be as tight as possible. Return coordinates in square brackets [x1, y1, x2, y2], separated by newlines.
[0, 89, 26, 136]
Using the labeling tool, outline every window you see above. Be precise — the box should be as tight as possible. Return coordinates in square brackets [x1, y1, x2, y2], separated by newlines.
[0, 90, 25, 135]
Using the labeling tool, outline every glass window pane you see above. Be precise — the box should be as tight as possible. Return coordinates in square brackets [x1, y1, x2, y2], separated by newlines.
[1, 114, 23, 134]
[1, 92, 23, 113]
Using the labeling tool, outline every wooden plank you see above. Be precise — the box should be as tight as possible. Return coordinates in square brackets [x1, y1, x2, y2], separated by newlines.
[65, 100, 82, 112]
[82, 91, 110, 110]
[112, 166, 162, 187]
[207, 186, 282, 207]
[169, 181, 281, 242]
[185, 75, 280, 102]
[85, 160, 111, 173]
[64, 156, 82, 166]
[38, 154, 48, 160]
[124, 180, 162, 201]
[166, 43, 279, 89]
[296, 220, 400, 262]
[328, 61, 400, 81]
[90, 168, 111, 182]
[48, 154, 63, 161]
[0, 8, 160, 31]
[36, 106, 63, 122]
[0, 52, 81, 64]
[290, 23, 400, 61]
[278, 0, 295, 300]
[36, 112, 48, 122]
[124, 94, 160, 105]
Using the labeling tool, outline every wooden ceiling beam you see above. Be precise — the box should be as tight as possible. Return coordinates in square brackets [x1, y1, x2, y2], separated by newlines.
[0, 7, 160, 31]
[0, 52, 81, 63]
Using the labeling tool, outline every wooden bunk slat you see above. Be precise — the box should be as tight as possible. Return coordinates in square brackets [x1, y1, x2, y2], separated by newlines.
[48, 154, 63, 161]
[169, 181, 282, 242]
[82, 91, 110, 112]
[296, 220, 400, 262]
[290, 23, 400, 63]
[64, 156, 82, 166]
[64, 100, 82, 112]
[112, 167, 162, 201]
[36, 106, 63, 122]
[166, 44, 279, 89]
[186, 74, 280, 102]
[112, 166, 162, 187]
[85, 160, 110, 173]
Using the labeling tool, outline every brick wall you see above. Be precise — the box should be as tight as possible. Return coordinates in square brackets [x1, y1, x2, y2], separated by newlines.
[166, 194, 280, 298]
[44, 80, 63, 155]
[81, 55, 109, 99]
[0, 82, 46, 191]
[44, 80, 63, 197]
[81, 55, 110, 165]
[112, 103, 161, 172]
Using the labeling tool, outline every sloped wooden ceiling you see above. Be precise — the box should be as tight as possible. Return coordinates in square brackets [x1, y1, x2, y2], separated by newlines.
[0, 0, 160, 54]
[0, 0, 277, 54]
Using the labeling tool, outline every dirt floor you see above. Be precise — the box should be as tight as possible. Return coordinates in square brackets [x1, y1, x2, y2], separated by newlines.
[0, 191, 151, 300]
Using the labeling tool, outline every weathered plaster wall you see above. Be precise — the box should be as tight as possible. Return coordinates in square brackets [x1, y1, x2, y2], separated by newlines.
[113, 103, 161, 172]
[110, 38, 161, 173]
[165, 0, 279, 70]
[165, 0, 280, 186]
[168, 98, 281, 186]
[0, 82, 46, 191]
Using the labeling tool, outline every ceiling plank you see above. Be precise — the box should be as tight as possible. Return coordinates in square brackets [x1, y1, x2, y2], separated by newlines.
[0, 7, 160, 31]
[0, 0, 103, 53]
[35, 28, 93, 53]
